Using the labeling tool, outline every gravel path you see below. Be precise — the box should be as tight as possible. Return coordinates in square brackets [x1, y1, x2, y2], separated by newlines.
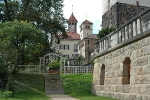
[47, 94, 79, 100]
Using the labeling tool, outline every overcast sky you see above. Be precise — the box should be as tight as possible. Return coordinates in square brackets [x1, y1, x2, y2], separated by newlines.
[63, 0, 103, 34]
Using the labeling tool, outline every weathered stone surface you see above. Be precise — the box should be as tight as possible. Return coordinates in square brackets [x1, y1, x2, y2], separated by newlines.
[141, 65, 150, 75]
[142, 95, 150, 100]
[92, 27, 150, 100]
[135, 75, 150, 84]
[130, 85, 141, 93]
[130, 66, 142, 76]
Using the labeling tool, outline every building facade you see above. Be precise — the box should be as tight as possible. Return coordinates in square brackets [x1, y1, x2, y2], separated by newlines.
[55, 13, 80, 59]
[102, 0, 150, 28]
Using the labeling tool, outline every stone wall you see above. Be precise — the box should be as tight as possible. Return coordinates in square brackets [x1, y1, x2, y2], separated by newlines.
[102, 2, 148, 29]
[92, 34, 150, 100]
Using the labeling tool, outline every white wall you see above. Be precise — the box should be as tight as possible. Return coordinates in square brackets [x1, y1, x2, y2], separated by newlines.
[80, 24, 93, 40]
[58, 39, 80, 58]
[102, 0, 150, 15]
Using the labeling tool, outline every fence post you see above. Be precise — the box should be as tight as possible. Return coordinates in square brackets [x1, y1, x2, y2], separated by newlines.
[86, 67, 88, 73]
[64, 66, 66, 74]
[75, 67, 77, 73]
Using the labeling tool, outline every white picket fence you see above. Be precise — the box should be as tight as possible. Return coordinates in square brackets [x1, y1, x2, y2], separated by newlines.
[64, 66, 93, 74]
[17, 65, 93, 74]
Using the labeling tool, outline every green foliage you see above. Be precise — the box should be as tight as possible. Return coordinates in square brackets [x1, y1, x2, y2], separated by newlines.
[76, 55, 82, 65]
[13, 74, 45, 92]
[6, 76, 14, 95]
[0, 20, 48, 66]
[48, 60, 60, 69]
[97, 27, 116, 39]
[61, 74, 93, 94]
[61, 74, 117, 100]
[0, 73, 49, 100]
[0, 91, 13, 100]
[0, 0, 67, 43]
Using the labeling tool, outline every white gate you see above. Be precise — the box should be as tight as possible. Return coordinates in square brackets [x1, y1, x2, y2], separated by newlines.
[39, 53, 66, 74]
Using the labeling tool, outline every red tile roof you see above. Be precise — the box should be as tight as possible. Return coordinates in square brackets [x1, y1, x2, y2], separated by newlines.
[68, 13, 78, 22]
[67, 32, 80, 40]
[82, 20, 93, 24]
[58, 32, 80, 40]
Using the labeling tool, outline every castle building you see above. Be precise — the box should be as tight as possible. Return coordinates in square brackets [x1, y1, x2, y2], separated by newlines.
[102, 0, 150, 28]
[55, 13, 80, 59]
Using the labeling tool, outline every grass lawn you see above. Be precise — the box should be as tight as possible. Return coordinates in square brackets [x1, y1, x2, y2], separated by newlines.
[0, 91, 49, 100]
[61, 74, 117, 100]
[0, 74, 49, 100]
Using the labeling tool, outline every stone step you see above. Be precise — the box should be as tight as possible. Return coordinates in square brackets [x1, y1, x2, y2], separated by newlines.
[45, 89, 64, 94]
[45, 74, 64, 94]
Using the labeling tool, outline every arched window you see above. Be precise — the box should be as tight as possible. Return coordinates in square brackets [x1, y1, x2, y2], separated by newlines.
[100, 64, 105, 85]
[122, 57, 131, 84]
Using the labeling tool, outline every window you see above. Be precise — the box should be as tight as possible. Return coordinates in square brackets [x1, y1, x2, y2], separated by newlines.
[100, 64, 105, 85]
[64, 45, 65, 49]
[74, 44, 78, 51]
[59, 45, 61, 49]
[122, 57, 131, 84]
[85, 26, 90, 29]
[60, 44, 63, 49]
[68, 45, 69, 50]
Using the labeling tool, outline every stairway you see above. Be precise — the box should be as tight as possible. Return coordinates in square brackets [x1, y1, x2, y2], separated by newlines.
[45, 74, 64, 94]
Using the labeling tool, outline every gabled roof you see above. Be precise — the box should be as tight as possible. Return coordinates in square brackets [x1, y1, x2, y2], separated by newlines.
[58, 32, 80, 40]
[68, 13, 78, 22]
[82, 20, 93, 24]
[84, 34, 99, 39]
[77, 34, 99, 45]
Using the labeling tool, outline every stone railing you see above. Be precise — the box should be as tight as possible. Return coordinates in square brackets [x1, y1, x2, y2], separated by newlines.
[17, 65, 40, 74]
[94, 8, 150, 56]
[64, 66, 93, 74]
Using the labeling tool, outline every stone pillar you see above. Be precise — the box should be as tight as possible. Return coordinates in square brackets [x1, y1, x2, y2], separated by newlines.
[133, 20, 137, 36]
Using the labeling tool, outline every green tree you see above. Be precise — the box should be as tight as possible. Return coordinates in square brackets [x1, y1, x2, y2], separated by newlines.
[0, 0, 67, 44]
[0, 57, 8, 88]
[76, 55, 82, 66]
[97, 27, 116, 39]
[0, 20, 48, 71]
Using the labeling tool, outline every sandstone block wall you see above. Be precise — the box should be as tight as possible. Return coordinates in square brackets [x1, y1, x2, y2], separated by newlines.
[92, 35, 150, 100]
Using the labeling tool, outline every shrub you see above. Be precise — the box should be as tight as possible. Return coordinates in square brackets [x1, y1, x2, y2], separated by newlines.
[97, 27, 116, 39]
[0, 91, 13, 100]
[48, 60, 60, 69]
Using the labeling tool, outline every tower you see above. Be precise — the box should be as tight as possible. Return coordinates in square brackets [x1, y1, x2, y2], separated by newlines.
[67, 13, 78, 32]
[102, 0, 150, 29]
[80, 20, 93, 40]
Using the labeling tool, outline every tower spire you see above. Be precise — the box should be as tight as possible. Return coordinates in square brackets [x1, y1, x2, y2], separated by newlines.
[86, 12, 87, 20]
[72, 5, 73, 14]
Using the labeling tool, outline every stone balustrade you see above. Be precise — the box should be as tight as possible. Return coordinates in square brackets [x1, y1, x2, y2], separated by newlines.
[94, 8, 150, 56]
